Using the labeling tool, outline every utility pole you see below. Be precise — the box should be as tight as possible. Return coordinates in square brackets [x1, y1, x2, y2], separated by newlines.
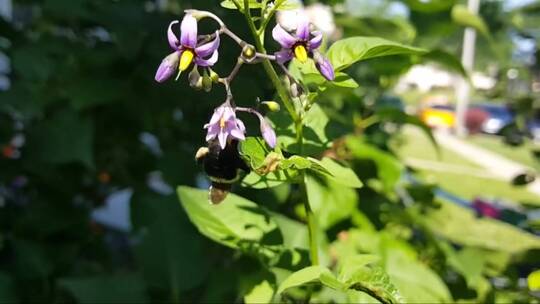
[455, 0, 480, 137]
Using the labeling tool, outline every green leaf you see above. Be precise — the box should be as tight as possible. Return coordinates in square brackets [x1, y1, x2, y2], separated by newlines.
[239, 137, 271, 170]
[421, 49, 468, 78]
[451, 4, 489, 36]
[241, 171, 290, 189]
[345, 266, 403, 304]
[132, 193, 210, 291]
[303, 72, 359, 88]
[269, 103, 334, 155]
[220, 0, 261, 9]
[327, 37, 426, 72]
[59, 274, 148, 303]
[244, 280, 275, 304]
[177, 186, 281, 255]
[277, 266, 344, 294]
[318, 158, 363, 188]
[305, 173, 358, 229]
[421, 200, 540, 254]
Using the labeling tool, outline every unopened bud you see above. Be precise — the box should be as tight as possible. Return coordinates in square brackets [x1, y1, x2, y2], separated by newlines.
[202, 70, 213, 92]
[194, 77, 203, 90]
[209, 69, 220, 83]
[188, 66, 202, 88]
[242, 44, 256, 61]
[261, 101, 280, 112]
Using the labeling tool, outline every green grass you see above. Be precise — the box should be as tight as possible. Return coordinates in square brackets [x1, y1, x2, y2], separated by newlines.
[394, 128, 540, 207]
[466, 134, 540, 172]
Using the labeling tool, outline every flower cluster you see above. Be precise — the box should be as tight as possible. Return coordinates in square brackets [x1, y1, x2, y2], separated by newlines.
[155, 11, 335, 151]
[155, 15, 220, 83]
[273, 15, 334, 81]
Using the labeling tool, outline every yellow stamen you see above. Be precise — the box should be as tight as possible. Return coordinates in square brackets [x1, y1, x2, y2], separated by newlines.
[294, 45, 308, 63]
[219, 116, 226, 129]
[179, 50, 194, 71]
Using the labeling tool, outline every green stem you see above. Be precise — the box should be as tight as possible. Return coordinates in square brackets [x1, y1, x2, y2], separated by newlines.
[242, 0, 299, 123]
[242, 0, 318, 266]
[301, 177, 319, 265]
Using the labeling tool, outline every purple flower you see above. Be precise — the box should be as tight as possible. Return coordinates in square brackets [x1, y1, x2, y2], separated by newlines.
[155, 14, 220, 83]
[204, 105, 246, 149]
[272, 15, 334, 81]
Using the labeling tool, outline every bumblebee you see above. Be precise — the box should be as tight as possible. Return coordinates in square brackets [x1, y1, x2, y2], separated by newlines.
[195, 139, 250, 204]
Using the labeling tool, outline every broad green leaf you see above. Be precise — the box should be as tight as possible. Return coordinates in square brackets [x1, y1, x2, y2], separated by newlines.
[386, 251, 452, 303]
[451, 4, 489, 36]
[277, 266, 344, 294]
[59, 274, 148, 303]
[239, 137, 271, 170]
[318, 157, 363, 188]
[345, 266, 403, 304]
[280, 155, 312, 170]
[303, 72, 359, 88]
[327, 37, 426, 71]
[241, 171, 290, 189]
[305, 173, 358, 230]
[269, 103, 333, 155]
[336, 16, 416, 44]
[421, 49, 468, 78]
[177, 186, 280, 255]
[421, 200, 540, 254]
[244, 280, 275, 304]
[220, 0, 261, 9]
[132, 193, 210, 291]
[404, 0, 457, 12]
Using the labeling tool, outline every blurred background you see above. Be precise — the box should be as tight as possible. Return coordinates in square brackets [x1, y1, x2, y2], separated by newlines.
[0, 0, 539, 303]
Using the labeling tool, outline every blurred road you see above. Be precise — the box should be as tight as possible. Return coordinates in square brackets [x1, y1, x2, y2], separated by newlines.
[435, 131, 540, 197]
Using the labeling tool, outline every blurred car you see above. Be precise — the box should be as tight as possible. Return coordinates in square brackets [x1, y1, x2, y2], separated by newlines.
[470, 103, 514, 135]
[419, 105, 455, 129]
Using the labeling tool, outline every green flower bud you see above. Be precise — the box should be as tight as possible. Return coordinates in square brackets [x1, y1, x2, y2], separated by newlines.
[261, 101, 280, 112]
[202, 70, 213, 92]
[242, 44, 256, 61]
[209, 68, 220, 83]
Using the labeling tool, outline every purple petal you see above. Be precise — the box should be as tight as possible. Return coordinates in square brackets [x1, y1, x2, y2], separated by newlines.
[195, 50, 218, 67]
[218, 129, 227, 149]
[230, 127, 245, 141]
[272, 24, 297, 49]
[261, 121, 276, 148]
[154, 52, 180, 83]
[167, 20, 180, 50]
[308, 31, 323, 50]
[205, 124, 219, 141]
[195, 31, 220, 58]
[208, 107, 224, 125]
[296, 14, 310, 41]
[180, 14, 198, 48]
[275, 49, 293, 64]
[236, 118, 246, 133]
[315, 54, 335, 81]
